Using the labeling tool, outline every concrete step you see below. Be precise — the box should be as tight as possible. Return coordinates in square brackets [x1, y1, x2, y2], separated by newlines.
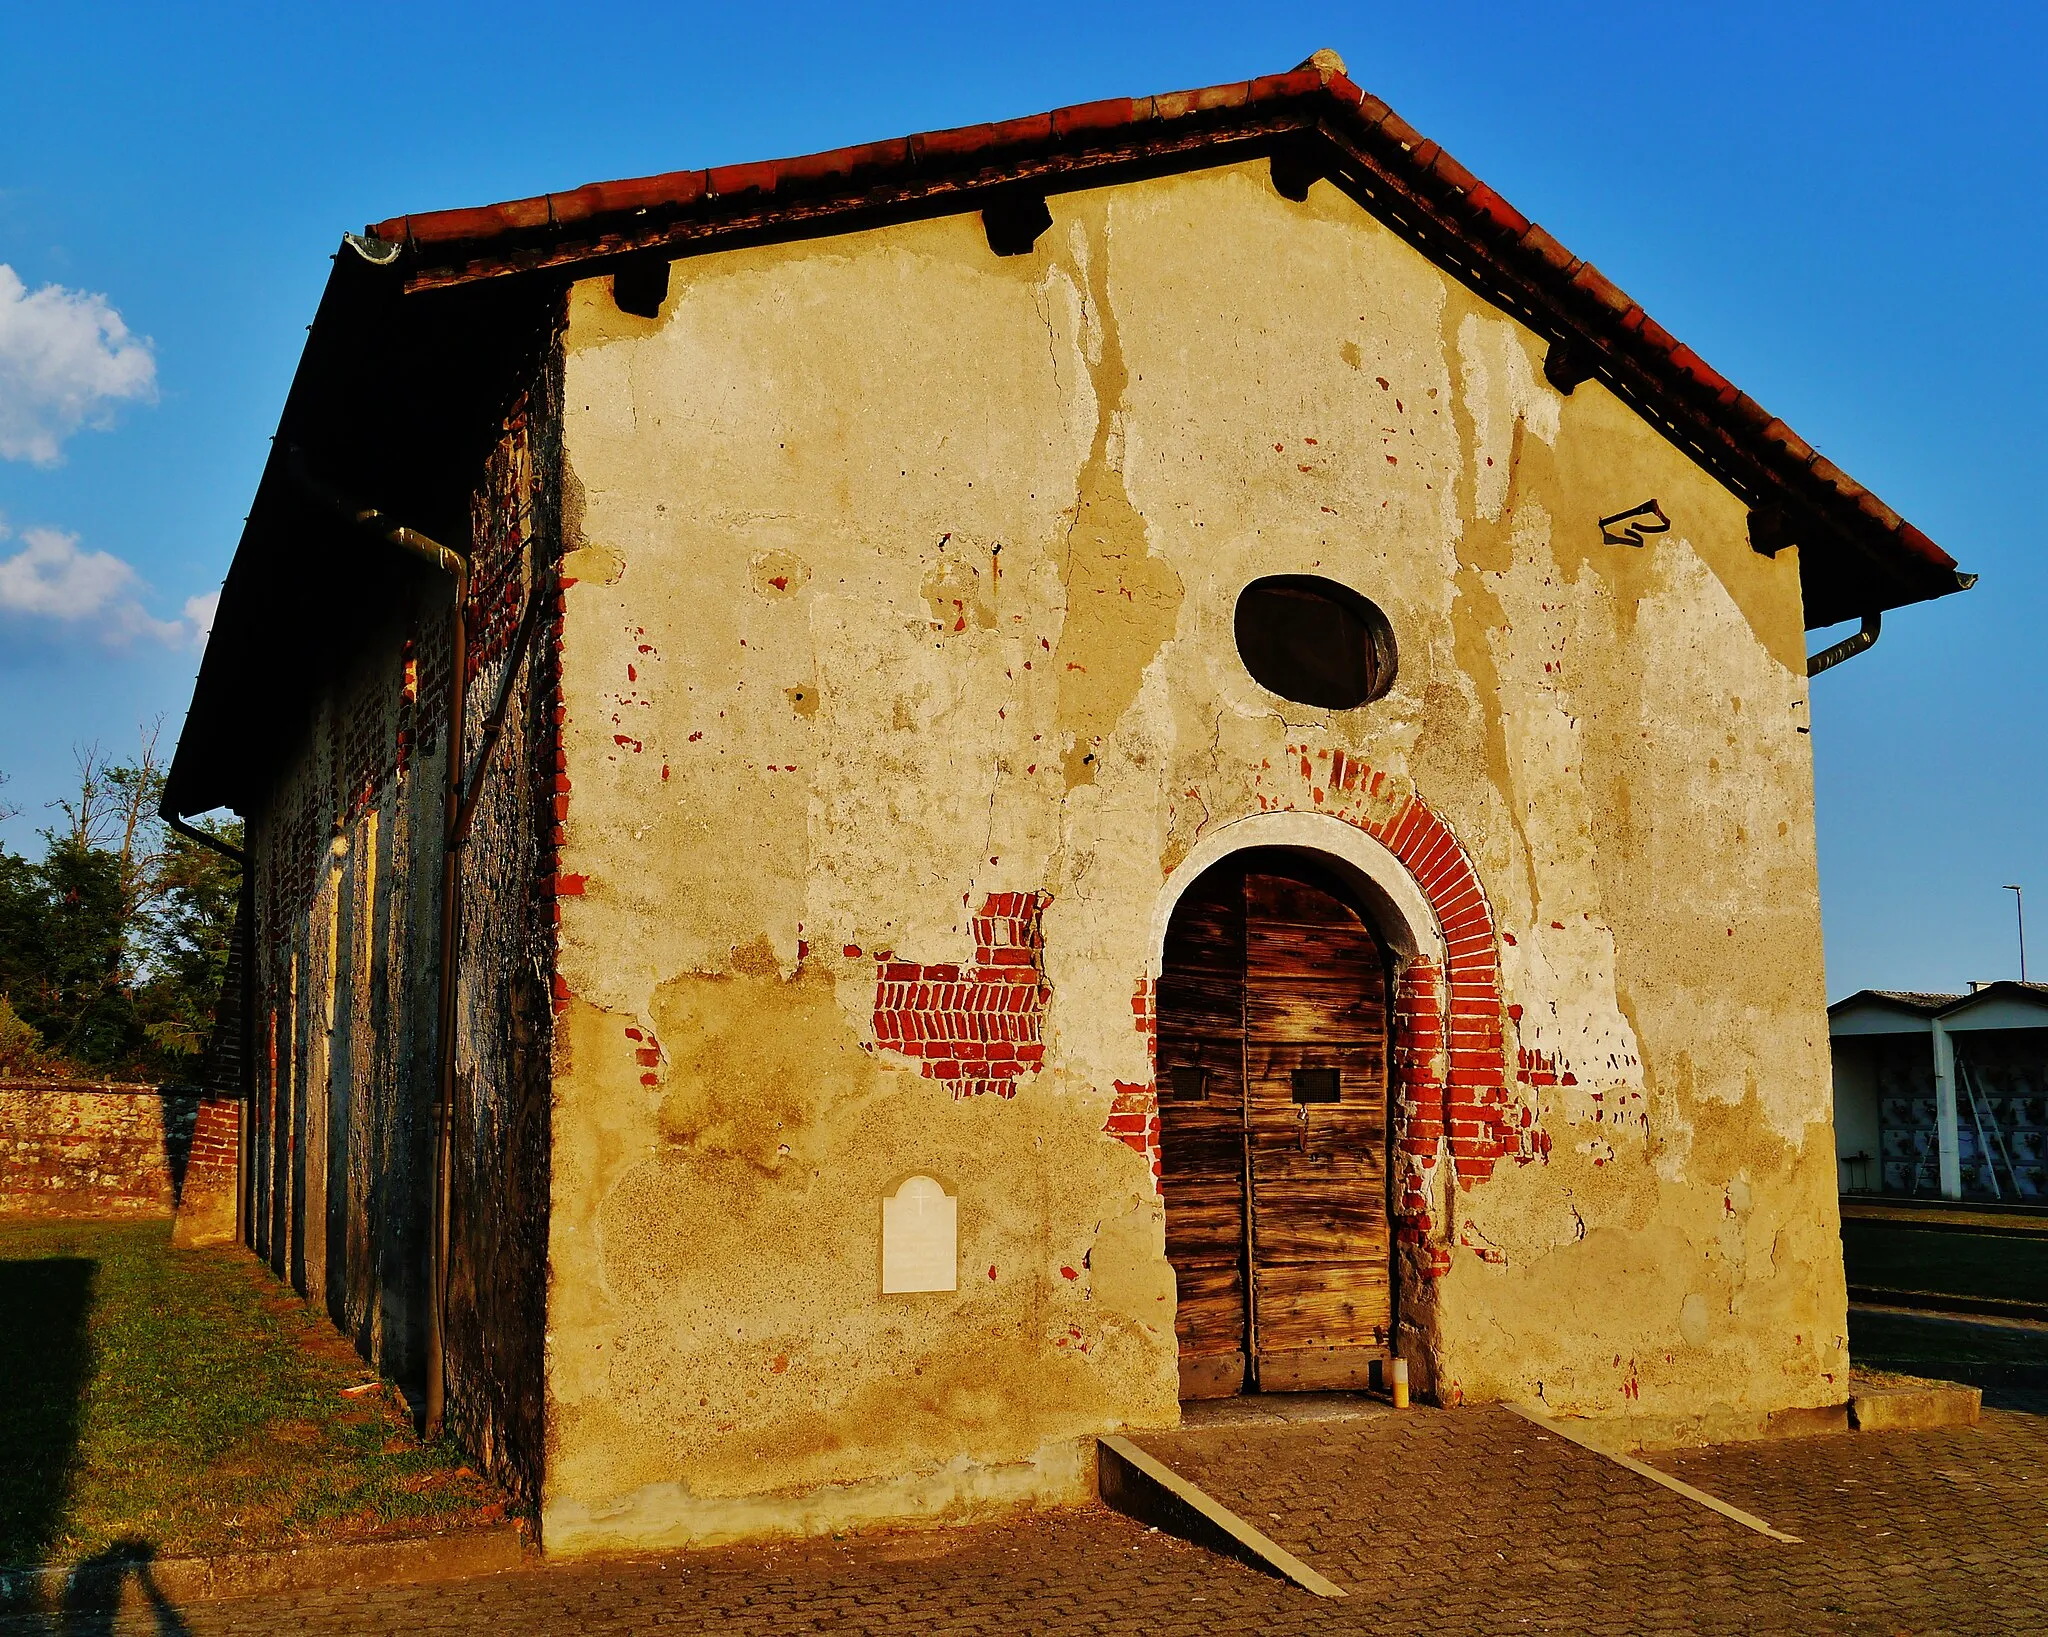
[1849, 1371, 1982, 1432]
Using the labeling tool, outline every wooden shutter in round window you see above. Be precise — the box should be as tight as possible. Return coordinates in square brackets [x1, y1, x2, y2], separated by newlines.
[1233, 576, 1397, 709]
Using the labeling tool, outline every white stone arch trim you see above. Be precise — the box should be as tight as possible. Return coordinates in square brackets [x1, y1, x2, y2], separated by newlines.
[1149, 809, 1448, 978]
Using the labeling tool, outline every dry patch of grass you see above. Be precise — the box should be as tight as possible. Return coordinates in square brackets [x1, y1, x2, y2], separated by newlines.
[0, 1218, 506, 1567]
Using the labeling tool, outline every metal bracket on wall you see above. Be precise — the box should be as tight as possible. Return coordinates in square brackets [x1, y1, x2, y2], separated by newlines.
[1269, 135, 1327, 203]
[1749, 506, 1796, 558]
[1543, 337, 1597, 395]
[612, 256, 670, 319]
[982, 191, 1052, 257]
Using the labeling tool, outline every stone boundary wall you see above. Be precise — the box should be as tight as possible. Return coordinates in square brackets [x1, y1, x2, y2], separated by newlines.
[0, 1082, 239, 1231]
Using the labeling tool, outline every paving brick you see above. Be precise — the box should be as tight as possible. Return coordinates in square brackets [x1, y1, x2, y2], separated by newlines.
[8, 1403, 2040, 1636]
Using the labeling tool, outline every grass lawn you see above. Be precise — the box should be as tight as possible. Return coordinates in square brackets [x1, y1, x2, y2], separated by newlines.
[0, 1218, 506, 1568]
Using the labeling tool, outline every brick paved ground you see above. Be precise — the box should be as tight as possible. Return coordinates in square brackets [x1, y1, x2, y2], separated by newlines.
[4, 1401, 2041, 1636]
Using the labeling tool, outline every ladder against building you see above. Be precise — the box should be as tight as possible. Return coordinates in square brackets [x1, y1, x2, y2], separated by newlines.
[1956, 1058, 2020, 1200]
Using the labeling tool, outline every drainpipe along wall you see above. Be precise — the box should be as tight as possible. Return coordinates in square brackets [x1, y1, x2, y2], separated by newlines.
[288, 450, 469, 1438]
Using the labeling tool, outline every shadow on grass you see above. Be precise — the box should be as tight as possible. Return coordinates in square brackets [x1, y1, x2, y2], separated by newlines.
[56, 1540, 191, 1636]
[0, 1257, 95, 1565]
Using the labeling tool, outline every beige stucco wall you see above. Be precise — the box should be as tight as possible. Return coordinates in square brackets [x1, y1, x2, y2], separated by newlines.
[544, 158, 1847, 1551]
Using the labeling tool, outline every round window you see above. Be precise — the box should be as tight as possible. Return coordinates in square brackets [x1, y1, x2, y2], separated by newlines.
[1233, 576, 1396, 709]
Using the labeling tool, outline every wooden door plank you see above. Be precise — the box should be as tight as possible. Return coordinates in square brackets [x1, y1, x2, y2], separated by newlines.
[1242, 867, 1393, 1375]
[1254, 1262, 1392, 1350]
[1172, 1263, 1249, 1352]
[1156, 866, 1249, 1376]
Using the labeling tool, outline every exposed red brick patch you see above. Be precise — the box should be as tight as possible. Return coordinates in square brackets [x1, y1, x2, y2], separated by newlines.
[1103, 1079, 1162, 1191]
[870, 893, 1049, 1099]
[1392, 956, 1447, 1253]
[1101, 977, 1163, 1191]
[187, 1097, 241, 1180]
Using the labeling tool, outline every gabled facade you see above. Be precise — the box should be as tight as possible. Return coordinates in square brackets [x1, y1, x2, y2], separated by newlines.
[165, 52, 1970, 1551]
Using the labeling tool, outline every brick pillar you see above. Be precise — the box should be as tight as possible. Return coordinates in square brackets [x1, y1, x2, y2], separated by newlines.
[171, 1096, 241, 1248]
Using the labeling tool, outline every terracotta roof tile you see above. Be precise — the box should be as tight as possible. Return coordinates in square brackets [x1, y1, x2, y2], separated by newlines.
[1375, 111, 1426, 152]
[772, 137, 914, 190]
[1568, 262, 1631, 316]
[705, 159, 784, 202]
[1352, 90, 1396, 128]
[912, 117, 1040, 162]
[1760, 418, 1818, 467]
[1249, 66, 1325, 104]
[1460, 182, 1529, 239]
[1518, 225, 1579, 276]
[1425, 149, 1481, 196]
[1051, 96, 1138, 137]
[1729, 391, 1774, 432]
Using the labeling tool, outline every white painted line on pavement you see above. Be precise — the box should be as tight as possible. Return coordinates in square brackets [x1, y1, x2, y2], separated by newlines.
[1505, 1403, 1802, 1544]
[1098, 1435, 1348, 1597]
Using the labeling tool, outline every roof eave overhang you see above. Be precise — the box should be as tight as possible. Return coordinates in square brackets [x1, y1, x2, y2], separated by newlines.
[168, 59, 1973, 817]
[356, 64, 1968, 630]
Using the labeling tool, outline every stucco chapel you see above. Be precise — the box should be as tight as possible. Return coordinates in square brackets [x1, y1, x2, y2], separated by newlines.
[162, 51, 1972, 1553]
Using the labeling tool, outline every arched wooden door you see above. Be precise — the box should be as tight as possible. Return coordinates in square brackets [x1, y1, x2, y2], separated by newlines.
[1156, 853, 1392, 1398]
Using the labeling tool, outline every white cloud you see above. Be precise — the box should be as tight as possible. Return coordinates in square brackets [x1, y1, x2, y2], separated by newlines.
[0, 524, 136, 616]
[0, 264, 158, 464]
[0, 520, 208, 646]
[182, 588, 219, 639]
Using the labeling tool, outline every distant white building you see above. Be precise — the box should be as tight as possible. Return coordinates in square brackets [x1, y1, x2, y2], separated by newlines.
[1831, 983, 2048, 1201]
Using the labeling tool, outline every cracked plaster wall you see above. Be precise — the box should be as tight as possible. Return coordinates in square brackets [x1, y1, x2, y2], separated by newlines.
[544, 159, 1846, 1548]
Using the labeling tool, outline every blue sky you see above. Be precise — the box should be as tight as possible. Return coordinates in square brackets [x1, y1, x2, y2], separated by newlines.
[1, 1, 2040, 997]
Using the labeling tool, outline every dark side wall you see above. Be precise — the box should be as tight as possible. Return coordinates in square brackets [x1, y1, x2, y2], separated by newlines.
[242, 321, 561, 1508]
[444, 342, 564, 1503]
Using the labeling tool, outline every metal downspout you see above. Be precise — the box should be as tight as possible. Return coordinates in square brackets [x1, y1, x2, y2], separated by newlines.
[164, 810, 248, 866]
[288, 448, 468, 1442]
[1806, 612, 1881, 678]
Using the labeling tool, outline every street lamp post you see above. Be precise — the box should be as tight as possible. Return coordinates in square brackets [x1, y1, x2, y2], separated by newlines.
[2005, 885, 2026, 984]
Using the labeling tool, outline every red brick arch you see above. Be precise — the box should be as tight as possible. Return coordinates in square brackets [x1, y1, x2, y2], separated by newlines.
[1131, 747, 1547, 1266]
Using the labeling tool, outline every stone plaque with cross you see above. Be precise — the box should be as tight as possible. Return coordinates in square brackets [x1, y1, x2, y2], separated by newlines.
[881, 1175, 957, 1294]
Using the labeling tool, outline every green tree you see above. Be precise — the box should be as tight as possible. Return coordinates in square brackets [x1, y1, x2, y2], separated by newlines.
[0, 833, 134, 1068]
[0, 723, 243, 1082]
[136, 815, 245, 1062]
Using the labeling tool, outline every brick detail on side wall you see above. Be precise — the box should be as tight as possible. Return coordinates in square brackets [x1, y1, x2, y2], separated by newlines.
[547, 578, 571, 1015]
[1099, 978, 1162, 1191]
[1391, 956, 1446, 1247]
[871, 893, 1049, 1099]
[186, 1097, 241, 1182]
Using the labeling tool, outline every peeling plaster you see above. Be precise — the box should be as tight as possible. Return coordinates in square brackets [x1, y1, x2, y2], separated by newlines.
[543, 159, 1847, 1546]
